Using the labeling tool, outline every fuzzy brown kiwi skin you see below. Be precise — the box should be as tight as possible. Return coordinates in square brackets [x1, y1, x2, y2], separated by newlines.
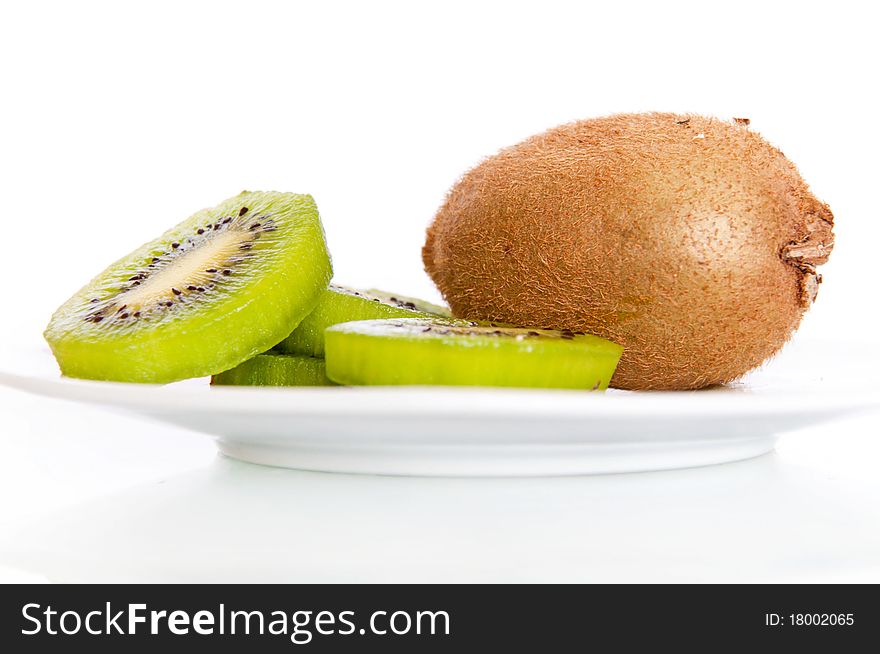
[423, 112, 834, 390]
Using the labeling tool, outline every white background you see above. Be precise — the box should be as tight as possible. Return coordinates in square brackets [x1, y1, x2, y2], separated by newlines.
[0, 0, 878, 582]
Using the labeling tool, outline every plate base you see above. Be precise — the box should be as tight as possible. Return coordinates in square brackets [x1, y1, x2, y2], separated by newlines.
[216, 434, 778, 476]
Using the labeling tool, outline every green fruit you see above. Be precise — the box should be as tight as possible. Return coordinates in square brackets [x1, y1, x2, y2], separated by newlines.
[364, 289, 451, 318]
[324, 318, 623, 389]
[274, 284, 450, 357]
[44, 191, 332, 383]
[211, 353, 334, 386]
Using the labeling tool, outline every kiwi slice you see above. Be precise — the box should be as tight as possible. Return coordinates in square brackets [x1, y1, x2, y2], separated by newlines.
[211, 353, 334, 387]
[274, 284, 450, 357]
[364, 289, 451, 318]
[44, 191, 332, 383]
[324, 318, 623, 389]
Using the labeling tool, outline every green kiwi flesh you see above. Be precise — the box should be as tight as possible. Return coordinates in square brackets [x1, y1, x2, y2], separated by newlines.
[44, 191, 332, 383]
[211, 353, 334, 387]
[274, 284, 450, 357]
[324, 318, 623, 389]
[364, 289, 452, 318]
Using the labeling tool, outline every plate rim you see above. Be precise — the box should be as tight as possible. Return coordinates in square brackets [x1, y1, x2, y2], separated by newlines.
[2, 365, 879, 419]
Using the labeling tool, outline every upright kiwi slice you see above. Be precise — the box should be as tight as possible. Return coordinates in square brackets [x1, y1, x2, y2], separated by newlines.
[211, 353, 334, 387]
[274, 284, 450, 357]
[44, 191, 332, 383]
[324, 318, 623, 389]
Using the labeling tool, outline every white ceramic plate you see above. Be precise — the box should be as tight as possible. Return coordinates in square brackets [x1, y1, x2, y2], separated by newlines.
[1, 338, 878, 476]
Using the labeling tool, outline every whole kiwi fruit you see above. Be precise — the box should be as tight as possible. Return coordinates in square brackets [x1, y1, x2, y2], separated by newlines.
[423, 113, 834, 390]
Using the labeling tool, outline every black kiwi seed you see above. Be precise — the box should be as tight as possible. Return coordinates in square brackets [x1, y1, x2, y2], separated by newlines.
[171, 242, 180, 249]
[213, 224, 221, 230]
[172, 287, 182, 295]
[187, 285, 197, 291]
[90, 298, 99, 304]
[197, 228, 205, 235]
[240, 244, 253, 250]
[222, 269, 231, 276]
[133, 311, 141, 318]
[223, 216, 233, 224]
[196, 287, 205, 292]
[120, 313, 129, 319]
[239, 207, 249, 217]
[165, 301, 173, 307]
[249, 223, 261, 230]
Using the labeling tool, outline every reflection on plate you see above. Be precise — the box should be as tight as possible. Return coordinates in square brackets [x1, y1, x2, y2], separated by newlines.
[1, 338, 877, 476]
